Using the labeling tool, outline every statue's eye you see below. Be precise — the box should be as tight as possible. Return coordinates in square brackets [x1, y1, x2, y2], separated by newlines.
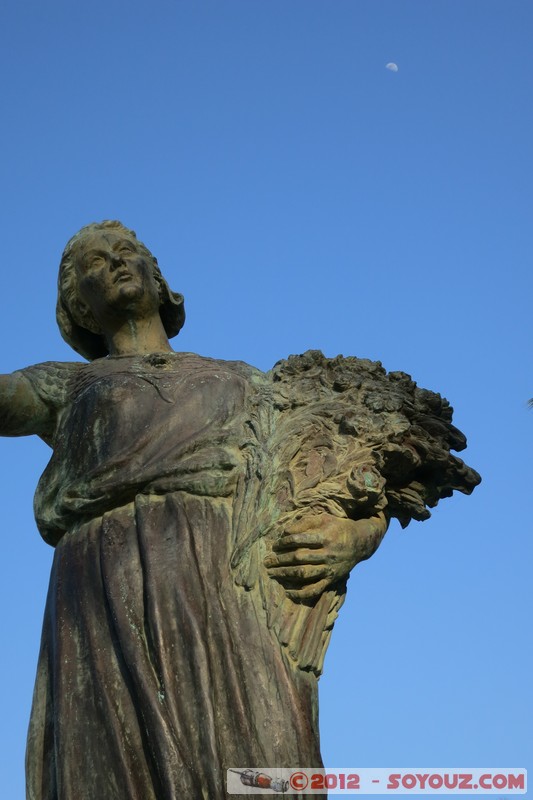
[81, 254, 106, 271]
[119, 246, 135, 256]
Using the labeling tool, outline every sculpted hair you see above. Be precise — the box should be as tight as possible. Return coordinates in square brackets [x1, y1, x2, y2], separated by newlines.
[56, 220, 185, 360]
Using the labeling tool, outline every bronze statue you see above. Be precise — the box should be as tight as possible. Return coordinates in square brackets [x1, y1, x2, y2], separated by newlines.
[0, 221, 480, 799]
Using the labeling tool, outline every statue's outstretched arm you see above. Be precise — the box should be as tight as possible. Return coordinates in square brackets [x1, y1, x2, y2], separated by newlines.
[0, 372, 53, 438]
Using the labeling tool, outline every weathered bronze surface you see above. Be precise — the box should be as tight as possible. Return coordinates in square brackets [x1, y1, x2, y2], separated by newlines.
[0, 221, 480, 799]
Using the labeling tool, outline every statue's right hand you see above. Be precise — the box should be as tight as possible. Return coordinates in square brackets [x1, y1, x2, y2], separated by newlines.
[264, 512, 388, 601]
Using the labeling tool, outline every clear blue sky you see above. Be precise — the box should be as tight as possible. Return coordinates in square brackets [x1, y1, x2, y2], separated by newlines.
[0, 1, 531, 797]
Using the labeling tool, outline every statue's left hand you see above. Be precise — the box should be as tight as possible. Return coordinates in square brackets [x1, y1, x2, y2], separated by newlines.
[264, 512, 389, 600]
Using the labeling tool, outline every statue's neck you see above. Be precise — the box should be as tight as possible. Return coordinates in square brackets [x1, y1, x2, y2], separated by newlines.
[103, 314, 173, 357]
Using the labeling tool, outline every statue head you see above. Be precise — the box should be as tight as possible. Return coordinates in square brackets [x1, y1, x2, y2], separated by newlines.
[56, 220, 185, 360]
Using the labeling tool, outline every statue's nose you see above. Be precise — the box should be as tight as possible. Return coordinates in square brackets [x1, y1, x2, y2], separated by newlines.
[110, 254, 123, 271]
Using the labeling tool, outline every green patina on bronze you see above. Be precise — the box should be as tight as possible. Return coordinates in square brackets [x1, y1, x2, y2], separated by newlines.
[0, 221, 480, 800]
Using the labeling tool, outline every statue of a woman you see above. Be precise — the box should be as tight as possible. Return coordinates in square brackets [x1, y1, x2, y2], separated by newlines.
[0, 221, 479, 800]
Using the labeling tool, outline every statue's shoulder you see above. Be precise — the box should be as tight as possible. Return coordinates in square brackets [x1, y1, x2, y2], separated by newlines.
[16, 360, 86, 409]
[176, 352, 266, 384]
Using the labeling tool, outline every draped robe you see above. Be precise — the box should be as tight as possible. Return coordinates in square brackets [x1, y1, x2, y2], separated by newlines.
[18, 347, 480, 800]
[23, 352, 324, 800]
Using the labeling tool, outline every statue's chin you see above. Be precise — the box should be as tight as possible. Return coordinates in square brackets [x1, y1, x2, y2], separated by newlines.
[113, 282, 155, 316]
[116, 280, 143, 300]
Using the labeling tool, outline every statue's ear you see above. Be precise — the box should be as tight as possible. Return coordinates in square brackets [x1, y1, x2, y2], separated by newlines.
[73, 300, 101, 336]
[56, 295, 108, 360]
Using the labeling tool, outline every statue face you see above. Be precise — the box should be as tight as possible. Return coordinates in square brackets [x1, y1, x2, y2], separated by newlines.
[75, 230, 161, 330]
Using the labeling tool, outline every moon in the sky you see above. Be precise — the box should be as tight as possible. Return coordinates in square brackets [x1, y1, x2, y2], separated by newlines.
[386, 62, 399, 72]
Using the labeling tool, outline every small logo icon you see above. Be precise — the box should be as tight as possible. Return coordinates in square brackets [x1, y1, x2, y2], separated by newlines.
[229, 769, 289, 793]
